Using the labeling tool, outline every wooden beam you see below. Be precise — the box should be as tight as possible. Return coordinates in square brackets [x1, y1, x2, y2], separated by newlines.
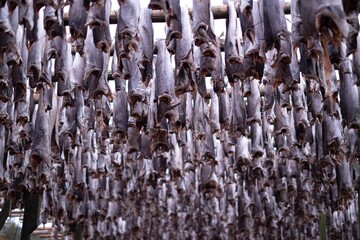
[63, 3, 291, 25]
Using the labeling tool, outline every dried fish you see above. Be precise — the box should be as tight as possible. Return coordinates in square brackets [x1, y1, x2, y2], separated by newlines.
[69, 0, 88, 41]
[138, 8, 153, 86]
[86, 0, 112, 52]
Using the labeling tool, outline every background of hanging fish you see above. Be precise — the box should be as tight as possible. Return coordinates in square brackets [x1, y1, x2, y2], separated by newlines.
[0, 0, 360, 239]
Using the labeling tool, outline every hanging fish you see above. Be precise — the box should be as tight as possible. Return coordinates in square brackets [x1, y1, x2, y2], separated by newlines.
[225, 1, 243, 84]
[174, 6, 196, 96]
[339, 56, 360, 129]
[30, 89, 51, 170]
[192, 0, 216, 47]
[138, 8, 154, 87]
[155, 40, 178, 123]
[229, 81, 247, 136]
[69, 0, 88, 41]
[116, 0, 140, 58]
[86, 0, 112, 52]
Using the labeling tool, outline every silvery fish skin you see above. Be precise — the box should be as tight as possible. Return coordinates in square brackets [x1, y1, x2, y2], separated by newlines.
[127, 51, 147, 118]
[246, 79, 261, 125]
[193, 91, 205, 139]
[211, 38, 225, 93]
[165, 0, 182, 46]
[202, 121, 215, 161]
[27, 10, 46, 87]
[218, 90, 230, 130]
[155, 40, 178, 123]
[70, 52, 86, 89]
[209, 90, 220, 133]
[192, 0, 216, 47]
[306, 79, 323, 122]
[339, 57, 360, 129]
[116, 0, 140, 58]
[274, 92, 290, 136]
[55, 40, 73, 97]
[86, 0, 112, 52]
[345, 12, 359, 55]
[199, 43, 217, 77]
[225, 1, 243, 64]
[111, 50, 124, 91]
[30, 90, 51, 170]
[0, 2, 13, 36]
[84, 27, 105, 97]
[353, 34, 360, 83]
[138, 8, 153, 86]
[260, 0, 290, 57]
[238, 0, 254, 43]
[230, 81, 247, 136]
[44, 5, 63, 40]
[225, 1, 243, 84]
[174, 6, 195, 95]
[69, 0, 88, 41]
[250, 122, 264, 157]
[322, 112, 343, 156]
[292, 82, 310, 143]
[298, 0, 348, 45]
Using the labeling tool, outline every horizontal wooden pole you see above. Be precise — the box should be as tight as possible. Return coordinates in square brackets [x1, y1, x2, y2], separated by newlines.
[63, 3, 291, 25]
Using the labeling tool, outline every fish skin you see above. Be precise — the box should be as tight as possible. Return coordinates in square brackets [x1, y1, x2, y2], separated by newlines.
[147, 0, 166, 10]
[339, 57, 360, 129]
[165, 0, 182, 46]
[230, 81, 247, 136]
[291, 83, 310, 144]
[274, 90, 290, 136]
[238, 0, 254, 43]
[246, 79, 261, 125]
[30, 91, 51, 170]
[298, 0, 348, 45]
[155, 40, 178, 123]
[322, 112, 343, 156]
[211, 38, 225, 93]
[127, 51, 147, 118]
[116, 0, 140, 58]
[202, 122, 215, 161]
[44, 6, 64, 40]
[138, 8, 153, 87]
[27, 10, 46, 87]
[218, 91, 230, 130]
[260, 0, 289, 51]
[174, 6, 196, 95]
[175, 6, 192, 64]
[225, 1, 243, 84]
[193, 91, 206, 140]
[69, 0, 88, 41]
[345, 12, 359, 55]
[0, 2, 14, 36]
[55, 40, 72, 97]
[306, 79, 323, 123]
[192, 0, 216, 47]
[250, 122, 264, 157]
[86, 0, 112, 52]
[353, 34, 360, 82]
[225, 1, 243, 65]
[299, 43, 322, 83]
[209, 90, 220, 134]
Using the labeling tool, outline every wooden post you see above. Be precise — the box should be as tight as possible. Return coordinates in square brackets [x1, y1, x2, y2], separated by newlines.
[20, 190, 42, 240]
[0, 198, 11, 230]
